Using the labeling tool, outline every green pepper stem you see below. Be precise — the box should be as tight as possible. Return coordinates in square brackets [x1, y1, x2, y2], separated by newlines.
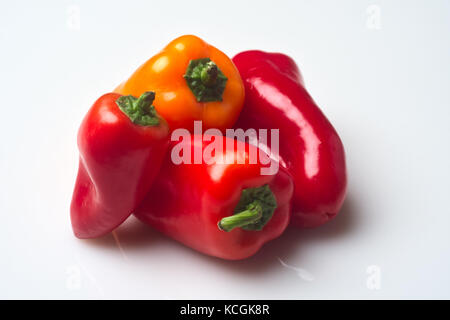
[135, 91, 155, 110]
[200, 61, 219, 86]
[218, 201, 263, 232]
[183, 58, 228, 102]
[116, 91, 160, 126]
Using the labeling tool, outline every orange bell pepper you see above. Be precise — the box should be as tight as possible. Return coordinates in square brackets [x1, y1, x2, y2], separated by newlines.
[115, 35, 245, 132]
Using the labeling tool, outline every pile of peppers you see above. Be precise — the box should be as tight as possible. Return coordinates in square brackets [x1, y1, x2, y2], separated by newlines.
[71, 35, 347, 260]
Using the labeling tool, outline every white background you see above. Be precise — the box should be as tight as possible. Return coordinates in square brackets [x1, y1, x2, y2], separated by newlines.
[1, 0, 449, 299]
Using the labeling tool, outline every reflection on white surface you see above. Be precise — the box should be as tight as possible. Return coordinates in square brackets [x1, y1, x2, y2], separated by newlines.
[73, 255, 105, 298]
[112, 230, 129, 262]
[277, 257, 315, 282]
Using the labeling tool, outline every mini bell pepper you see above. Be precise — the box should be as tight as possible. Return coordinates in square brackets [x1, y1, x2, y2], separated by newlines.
[134, 135, 294, 260]
[115, 35, 245, 132]
[71, 92, 169, 238]
[232, 51, 347, 228]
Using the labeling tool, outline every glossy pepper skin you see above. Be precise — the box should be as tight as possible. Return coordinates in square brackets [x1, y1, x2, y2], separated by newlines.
[134, 135, 294, 260]
[115, 35, 245, 132]
[232, 51, 347, 228]
[71, 92, 169, 238]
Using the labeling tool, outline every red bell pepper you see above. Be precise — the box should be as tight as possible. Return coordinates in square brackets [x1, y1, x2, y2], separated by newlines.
[232, 51, 347, 228]
[71, 92, 169, 238]
[134, 135, 294, 260]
